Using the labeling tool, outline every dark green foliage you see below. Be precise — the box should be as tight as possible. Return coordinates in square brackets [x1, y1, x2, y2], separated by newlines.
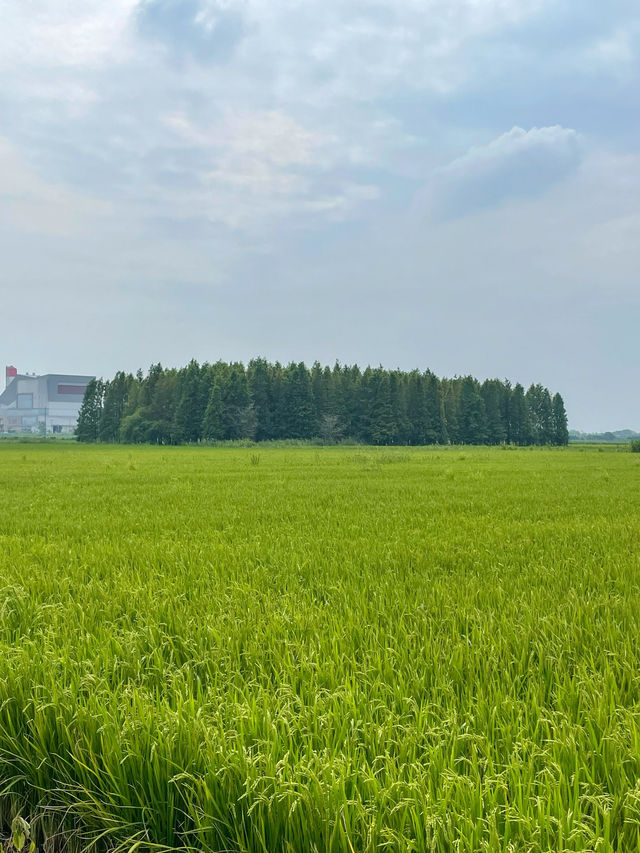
[98, 372, 133, 443]
[441, 379, 459, 444]
[172, 360, 209, 443]
[248, 358, 274, 441]
[202, 364, 256, 441]
[119, 366, 179, 444]
[458, 377, 487, 444]
[481, 379, 507, 445]
[630, 439, 640, 453]
[280, 362, 317, 439]
[362, 367, 397, 445]
[77, 359, 568, 446]
[405, 371, 431, 446]
[551, 393, 569, 446]
[526, 384, 555, 445]
[509, 383, 531, 446]
[75, 378, 104, 443]
[201, 380, 225, 441]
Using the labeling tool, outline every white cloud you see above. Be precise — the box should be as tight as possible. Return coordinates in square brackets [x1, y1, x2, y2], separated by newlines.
[241, 0, 548, 98]
[164, 110, 323, 168]
[0, 0, 138, 71]
[427, 126, 583, 219]
[157, 110, 379, 227]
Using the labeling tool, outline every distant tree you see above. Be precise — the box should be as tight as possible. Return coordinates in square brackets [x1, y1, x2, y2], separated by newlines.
[90, 358, 568, 449]
[280, 362, 316, 439]
[481, 379, 507, 445]
[405, 371, 430, 445]
[538, 388, 554, 444]
[311, 361, 329, 427]
[363, 368, 397, 445]
[207, 364, 256, 440]
[341, 364, 364, 439]
[248, 358, 274, 441]
[99, 372, 132, 442]
[441, 379, 459, 444]
[458, 377, 487, 444]
[201, 380, 225, 441]
[327, 363, 346, 426]
[425, 371, 446, 444]
[145, 369, 180, 443]
[319, 413, 344, 444]
[499, 380, 512, 443]
[405, 370, 443, 445]
[551, 393, 569, 446]
[172, 360, 208, 443]
[76, 379, 104, 443]
[224, 365, 254, 439]
[269, 363, 287, 439]
[526, 384, 554, 445]
[508, 384, 530, 445]
[390, 371, 408, 444]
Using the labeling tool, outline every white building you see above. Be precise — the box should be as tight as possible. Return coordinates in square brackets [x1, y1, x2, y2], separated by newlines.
[0, 366, 94, 435]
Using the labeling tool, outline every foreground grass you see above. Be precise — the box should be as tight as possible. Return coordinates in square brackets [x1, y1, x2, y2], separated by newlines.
[1, 444, 640, 852]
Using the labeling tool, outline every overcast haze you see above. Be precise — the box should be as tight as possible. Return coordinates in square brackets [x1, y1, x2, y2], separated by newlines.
[1, 0, 639, 431]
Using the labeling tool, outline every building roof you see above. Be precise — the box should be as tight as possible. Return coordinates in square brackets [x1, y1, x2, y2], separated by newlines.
[0, 374, 94, 408]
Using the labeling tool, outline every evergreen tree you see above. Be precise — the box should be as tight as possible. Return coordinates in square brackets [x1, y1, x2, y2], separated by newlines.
[458, 377, 487, 444]
[551, 393, 569, 446]
[90, 358, 567, 449]
[248, 358, 274, 441]
[441, 379, 459, 444]
[280, 363, 316, 439]
[424, 371, 446, 443]
[526, 384, 553, 445]
[76, 379, 104, 443]
[363, 368, 397, 445]
[342, 364, 364, 439]
[481, 379, 507, 445]
[404, 370, 443, 445]
[405, 371, 430, 445]
[509, 383, 531, 445]
[172, 360, 208, 443]
[269, 363, 287, 439]
[99, 372, 132, 442]
[202, 380, 225, 441]
[210, 364, 256, 440]
[311, 361, 329, 427]
[538, 387, 554, 444]
[389, 371, 408, 444]
[499, 380, 512, 443]
[145, 369, 180, 443]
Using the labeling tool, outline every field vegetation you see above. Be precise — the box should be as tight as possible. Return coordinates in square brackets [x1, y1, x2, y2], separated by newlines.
[1, 444, 639, 852]
[76, 359, 568, 448]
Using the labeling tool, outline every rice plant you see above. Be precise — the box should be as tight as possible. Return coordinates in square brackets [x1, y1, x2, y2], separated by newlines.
[1, 443, 639, 851]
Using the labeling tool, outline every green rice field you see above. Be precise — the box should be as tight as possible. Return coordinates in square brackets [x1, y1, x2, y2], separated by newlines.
[1, 443, 640, 852]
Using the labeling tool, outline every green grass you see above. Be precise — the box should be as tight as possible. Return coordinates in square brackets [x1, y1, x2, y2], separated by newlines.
[1, 444, 640, 852]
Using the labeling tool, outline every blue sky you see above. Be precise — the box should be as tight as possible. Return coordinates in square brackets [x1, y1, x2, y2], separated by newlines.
[1, 0, 639, 430]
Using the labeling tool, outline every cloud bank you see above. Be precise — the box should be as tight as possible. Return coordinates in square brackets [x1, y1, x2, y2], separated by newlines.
[429, 126, 583, 219]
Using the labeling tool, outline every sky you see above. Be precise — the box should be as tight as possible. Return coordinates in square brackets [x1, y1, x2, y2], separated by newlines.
[1, 0, 639, 431]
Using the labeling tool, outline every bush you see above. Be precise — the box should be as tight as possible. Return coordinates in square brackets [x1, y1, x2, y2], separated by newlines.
[630, 439, 640, 453]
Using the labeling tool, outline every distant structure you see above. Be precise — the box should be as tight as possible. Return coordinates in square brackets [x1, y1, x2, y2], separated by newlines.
[0, 366, 94, 435]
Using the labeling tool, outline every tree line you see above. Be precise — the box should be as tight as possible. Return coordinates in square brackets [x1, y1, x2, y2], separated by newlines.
[76, 359, 569, 446]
